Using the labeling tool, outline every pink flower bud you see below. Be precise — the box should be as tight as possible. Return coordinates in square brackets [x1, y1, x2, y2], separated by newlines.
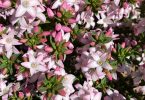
[33, 26, 40, 33]
[0, 24, 3, 32]
[51, 31, 56, 38]
[57, 12, 62, 18]
[25, 88, 31, 97]
[131, 40, 137, 46]
[62, 26, 71, 32]
[68, 18, 77, 24]
[121, 42, 125, 48]
[55, 32, 62, 42]
[20, 39, 28, 43]
[68, 42, 74, 49]
[19, 92, 24, 99]
[44, 46, 53, 52]
[42, 31, 51, 36]
[106, 73, 113, 81]
[40, 38, 47, 43]
[55, 23, 62, 31]
[1, 0, 11, 8]
[58, 89, 66, 96]
[47, 8, 54, 18]
[65, 50, 73, 54]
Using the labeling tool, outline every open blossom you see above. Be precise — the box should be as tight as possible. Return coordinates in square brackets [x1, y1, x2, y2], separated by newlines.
[96, 11, 113, 28]
[0, 32, 21, 58]
[70, 81, 102, 100]
[104, 89, 126, 100]
[134, 85, 145, 95]
[19, 17, 40, 35]
[62, 74, 75, 96]
[65, 0, 84, 11]
[0, 80, 13, 97]
[0, 0, 145, 99]
[15, 0, 41, 17]
[21, 50, 47, 76]
[52, 0, 83, 11]
[76, 47, 112, 72]
[132, 66, 145, 85]
[85, 67, 106, 81]
[78, 11, 95, 29]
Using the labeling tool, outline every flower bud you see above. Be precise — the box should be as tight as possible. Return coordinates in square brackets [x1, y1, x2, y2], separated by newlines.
[44, 46, 53, 52]
[55, 23, 62, 31]
[55, 32, 62, 42]
[47, 8, 54, 18]
[19, 92, 24, 99]
[42, 31, 51, 36]
[62, 26, 71, 32]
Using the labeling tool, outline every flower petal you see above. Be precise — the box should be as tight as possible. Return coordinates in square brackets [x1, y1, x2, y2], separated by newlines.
[29, 0, 40, 6]
[37, 13, 46, 22]
[27, 7, 36, 17]
[15, 5, 26, 17]
[21, 62, 31, 68]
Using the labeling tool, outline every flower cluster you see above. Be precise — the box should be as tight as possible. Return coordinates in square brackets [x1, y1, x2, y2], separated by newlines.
[0, 0, 145, 99]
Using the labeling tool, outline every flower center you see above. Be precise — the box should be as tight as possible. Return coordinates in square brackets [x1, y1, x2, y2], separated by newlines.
[31, 63, 38, 68]
[22, 0, 29, 8]
[97, 60, 103, 66]
[5, 38, 13, 44]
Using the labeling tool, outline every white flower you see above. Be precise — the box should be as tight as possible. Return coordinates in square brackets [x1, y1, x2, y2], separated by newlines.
[16, 0, 40, 17]
[81, 11, 95, 29]
[136, 53, 145, 65]
[96, 11, 113, 28]
[21, 50, 47, 76]
[0, 80, 12, 96]
[65, 0, 82, 11]
[62, 74, 75, 96]
[0, 32, 21, 58]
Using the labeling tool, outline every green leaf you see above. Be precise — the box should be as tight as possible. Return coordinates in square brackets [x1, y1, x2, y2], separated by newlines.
[50, 36, 56, 49]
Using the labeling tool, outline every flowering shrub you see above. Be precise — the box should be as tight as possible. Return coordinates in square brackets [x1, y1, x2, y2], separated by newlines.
[0, 0, 145, 99]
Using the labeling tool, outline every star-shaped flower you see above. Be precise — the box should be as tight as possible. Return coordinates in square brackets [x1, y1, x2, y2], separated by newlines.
[21, 50, 47, 76]
[15, 0, 40, 17]
[0, 33, 21, 58]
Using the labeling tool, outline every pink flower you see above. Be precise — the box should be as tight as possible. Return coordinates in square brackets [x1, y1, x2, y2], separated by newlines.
[21, 50, 47, 76]
[62, 74, 75, 96]
[0, 32, 21, 58]
[70, 81, 102, 100]
[15, 0, 41, 17]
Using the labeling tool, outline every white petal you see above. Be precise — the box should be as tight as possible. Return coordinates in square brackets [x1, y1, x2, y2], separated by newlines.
[29, 0, 40, 6]
[37, 13, 46, 22]
[6, 49, 13, 59]
[27, 7, 36, 17]
[30, 69, 37, 76]
[85, 23, 90, 29]
[21, 62, 31, 68]
[5, 44, 12, 52]
[114, 0, 120, 6]
[15, 5, 26, 17]
[52, 0, 62, 9]
[63, 33, 70, 42]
